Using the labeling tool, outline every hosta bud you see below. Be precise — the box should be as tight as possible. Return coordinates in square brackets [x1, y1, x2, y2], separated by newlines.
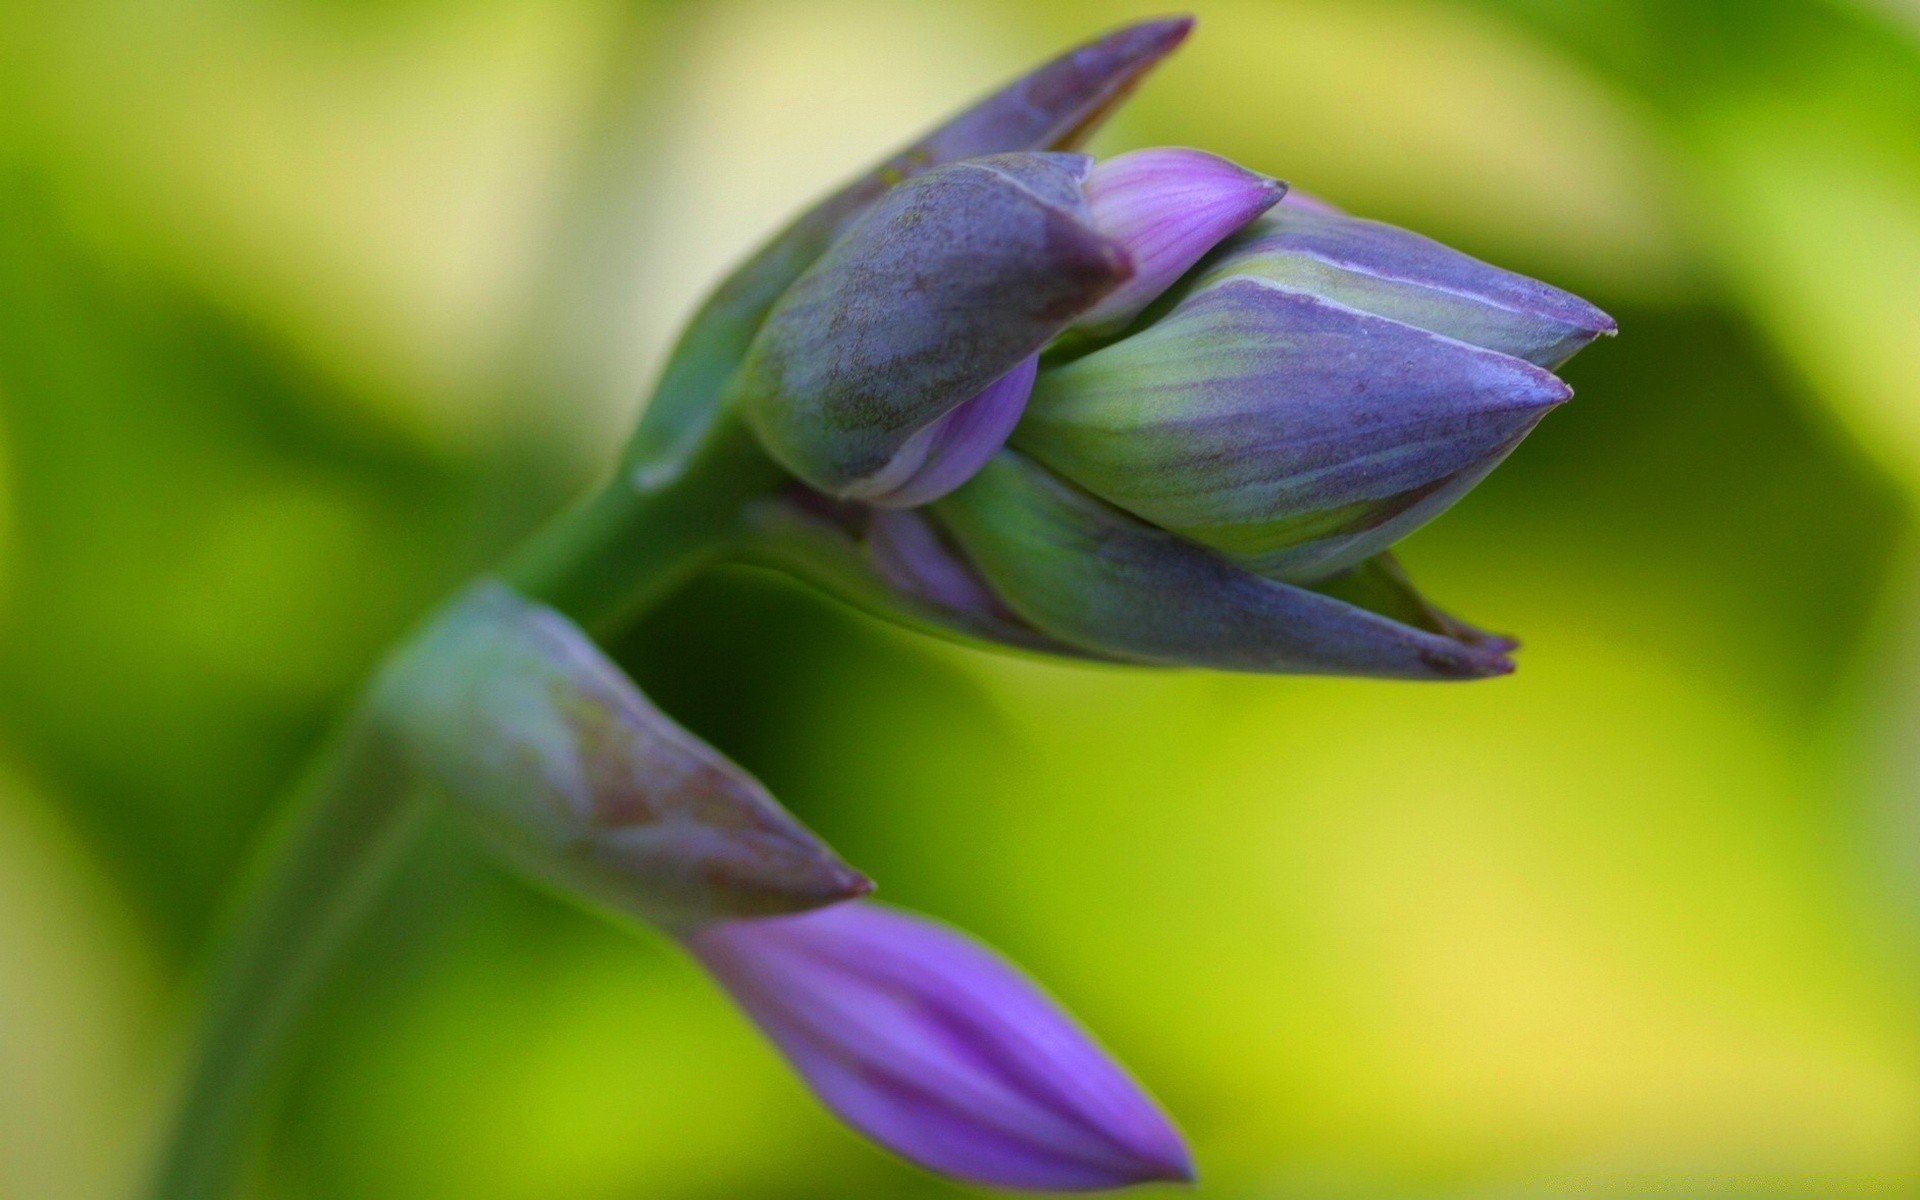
[625, 17, 1193, 483]
[1015, 265, 1590, 581]
[688, 901, 1193, 1191]
[931, 451, 1515, 679]
[375, 583, 869, 930]
[1075, 147, 1285, 334]
[734, 153, 1129, 501]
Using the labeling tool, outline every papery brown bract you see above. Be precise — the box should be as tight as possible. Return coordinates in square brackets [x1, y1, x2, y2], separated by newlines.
[375, 583, 869, 930]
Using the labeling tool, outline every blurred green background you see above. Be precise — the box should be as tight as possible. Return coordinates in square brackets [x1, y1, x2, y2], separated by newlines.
[4, 0, 1920, 1196]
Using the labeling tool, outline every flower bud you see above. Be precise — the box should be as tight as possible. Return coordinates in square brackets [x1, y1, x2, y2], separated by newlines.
[1075, 147, 1285, 334]
[688, 901, 1193, 1191]
[624, 17, 1193, 484]
[931, 451, 1516, 679]
[375, 583, 870, 930]
[1015, 274, 1578, 581]
[1195, 205, 1617, 368]
[734, 153, 1130, 500]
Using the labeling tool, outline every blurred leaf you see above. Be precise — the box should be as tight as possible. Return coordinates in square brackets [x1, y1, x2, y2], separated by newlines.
[0, 166, 573, 951]
[11, 0, 626, 453]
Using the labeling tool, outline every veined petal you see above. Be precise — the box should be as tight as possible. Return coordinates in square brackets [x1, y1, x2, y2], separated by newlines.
[933, 452, 1516, 679]
[1198, 206, 1616, 369]
[737, 489, 1094, 658]
[1077, 147, 1283, 334]
[688, 901, 1193, 1191]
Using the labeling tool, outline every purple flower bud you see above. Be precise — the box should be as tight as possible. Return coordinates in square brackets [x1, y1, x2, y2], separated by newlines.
[625, 18, 1191, 483]
[932, 451, 1515, 679]
[376, 583, 870, 930]
[1076, 148, 1284, 334]
[736, 153, 1129, 499]
[1015, 277, 1573, 581]
[687, 901, 1193, 1191]
[845, 355, 1039, 508]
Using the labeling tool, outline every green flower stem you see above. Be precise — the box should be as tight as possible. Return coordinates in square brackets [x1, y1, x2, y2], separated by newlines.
[146, 412, 787, 1200]
[147, 713, 424, 1200]
[504, 413, 786, 633]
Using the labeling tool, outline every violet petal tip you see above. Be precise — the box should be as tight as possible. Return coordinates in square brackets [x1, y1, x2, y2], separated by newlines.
[689, 901, 1193, 1192]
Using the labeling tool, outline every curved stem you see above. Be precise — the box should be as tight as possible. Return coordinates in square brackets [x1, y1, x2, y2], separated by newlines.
[145, 413, 787, 1200]
[503, 414, 784, 634]
[146, 713, 425, 1200]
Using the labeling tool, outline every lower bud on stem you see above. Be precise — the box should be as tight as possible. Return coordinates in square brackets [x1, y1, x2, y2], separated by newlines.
[688, 901, 1194, 1191]
[375, 581, 870, 930]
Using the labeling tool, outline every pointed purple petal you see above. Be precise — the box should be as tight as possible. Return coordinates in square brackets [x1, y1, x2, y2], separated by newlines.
[934, 452, 1517, 679]
[689, 902, 1193, 1191]
[1202, 206, 1616, 368]
[1077, 148, 1284, 333]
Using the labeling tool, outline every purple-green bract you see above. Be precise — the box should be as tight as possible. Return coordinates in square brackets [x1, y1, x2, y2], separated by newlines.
[735, 152, 1128, 498]
[934, 451, 1519, 679]
[689, 901, 1194, 1191]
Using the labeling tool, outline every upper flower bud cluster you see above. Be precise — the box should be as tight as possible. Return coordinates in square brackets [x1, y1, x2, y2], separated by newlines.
[741, 186, 1612, 675]
[723, 147, 1611, 678]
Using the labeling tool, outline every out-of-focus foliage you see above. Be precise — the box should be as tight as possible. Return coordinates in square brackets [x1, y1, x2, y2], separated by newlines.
[2, 1, 1918, 1197]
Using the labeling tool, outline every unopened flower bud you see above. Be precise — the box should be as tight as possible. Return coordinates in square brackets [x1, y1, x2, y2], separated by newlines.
[376, 583, 869, 930]
[625, 17, 1193, 483]
[1076, 147, 1284, 334]
[735, 153, 1130, 501]
[1016, 270, 1582, 581]
[688, 901, 1193, 1191]
[932, 451, 1516, 679]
